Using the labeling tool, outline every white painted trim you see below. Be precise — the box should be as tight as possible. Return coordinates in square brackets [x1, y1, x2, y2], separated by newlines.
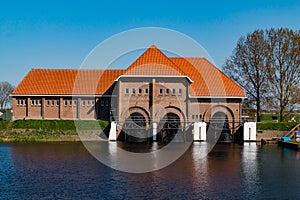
[115, 75, 193, 83]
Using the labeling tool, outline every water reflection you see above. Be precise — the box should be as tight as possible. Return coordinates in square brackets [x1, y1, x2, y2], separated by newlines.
[1, 142, 300, 199]
[242, 142, 261, 198]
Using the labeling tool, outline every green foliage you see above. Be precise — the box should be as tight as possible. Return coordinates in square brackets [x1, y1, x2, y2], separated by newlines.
[12, 120, 109, 131]
[257, 122, 299, 131]
[0, 121, 9, 130]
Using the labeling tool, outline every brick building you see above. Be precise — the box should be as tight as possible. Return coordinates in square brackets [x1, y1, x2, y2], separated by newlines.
[12, 45, 245, 141]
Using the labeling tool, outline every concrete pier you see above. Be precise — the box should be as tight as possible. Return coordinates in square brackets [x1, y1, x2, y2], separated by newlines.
[109, 121, 117, 141]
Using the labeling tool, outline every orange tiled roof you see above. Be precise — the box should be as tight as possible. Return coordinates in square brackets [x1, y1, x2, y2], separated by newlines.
[12, 69, 124, 95]
[170, 58, 245, 97]
[124, 45, 186, 76]
[12, 45, 245, 97]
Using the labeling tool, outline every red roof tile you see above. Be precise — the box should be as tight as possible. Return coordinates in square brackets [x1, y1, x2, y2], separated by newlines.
[12, 69, 124, 95]
[12, 46, 245, 97]
[170, 58, 245, 97]
[124, 45, 186, 76]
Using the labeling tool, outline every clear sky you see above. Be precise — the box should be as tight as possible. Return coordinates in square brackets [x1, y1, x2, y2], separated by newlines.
[1, 0, 300, 86]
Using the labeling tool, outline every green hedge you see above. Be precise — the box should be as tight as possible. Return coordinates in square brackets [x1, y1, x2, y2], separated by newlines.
[12, 120, 109, 131]
[257, 122, 299, 131]
[0, 121, 9, 130]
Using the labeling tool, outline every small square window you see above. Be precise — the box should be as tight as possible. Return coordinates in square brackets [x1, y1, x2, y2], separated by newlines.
[47, 100, 50, 106]
[87, 101, 90, 107]
[125, 88, 129, 94]
[138, 88, 142, 95]
[132, 88, 136, 94]
[74, 100, 77, 107]
[56, 100, 59, 106]
[82, 100, 85, 107]
[196, 115, 198, 119]
[64, 100, 68, 106]
[178, 88, 182, 95]
[69, 100, 72, 107]
[145, 88, 149, 95]
[38, 100, 41, 106]
[166, 89, 169, 95]
[51, 100, 55, 107]
[31, 100, 34, 106]
[159, 88, 163, 95]
[91, 100, 94, 106]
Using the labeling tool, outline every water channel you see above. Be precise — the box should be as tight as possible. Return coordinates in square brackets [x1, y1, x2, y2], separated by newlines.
[1, 142, 300, 199]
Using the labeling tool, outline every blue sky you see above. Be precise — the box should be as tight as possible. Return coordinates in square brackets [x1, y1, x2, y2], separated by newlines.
[1, 0, 300, 86]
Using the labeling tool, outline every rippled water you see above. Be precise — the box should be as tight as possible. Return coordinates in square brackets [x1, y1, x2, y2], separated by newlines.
[1, 142, 300, 199]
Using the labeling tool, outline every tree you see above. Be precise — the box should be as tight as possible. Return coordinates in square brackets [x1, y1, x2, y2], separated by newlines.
[265, 28, 300, 122]
[223, 30, 269, 122]
[0, 81, 14, 110]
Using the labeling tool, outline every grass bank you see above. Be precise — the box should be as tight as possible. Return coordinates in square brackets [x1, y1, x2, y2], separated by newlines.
[257, 122, 298, 131]
[0, 120, 109, 142]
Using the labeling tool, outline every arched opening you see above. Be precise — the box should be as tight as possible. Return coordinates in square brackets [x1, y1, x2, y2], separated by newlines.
[207, 111, 232, 143]
[118, 112, 149, 142]
[157, 112, 181, 143]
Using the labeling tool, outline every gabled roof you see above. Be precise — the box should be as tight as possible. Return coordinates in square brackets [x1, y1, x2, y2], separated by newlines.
[12, 45, 245, 98]
[124, 45, 186, 76]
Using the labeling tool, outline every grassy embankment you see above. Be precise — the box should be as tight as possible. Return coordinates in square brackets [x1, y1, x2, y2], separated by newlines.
[255, 113, 300, 131]
[0, 114, 299, 142]
[0, 120, 109, 142]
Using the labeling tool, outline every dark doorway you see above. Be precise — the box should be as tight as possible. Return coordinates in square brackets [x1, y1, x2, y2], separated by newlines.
[157, 113, 181, 143]
[118, 112, 149, 142]
[207, 112, 232, 143]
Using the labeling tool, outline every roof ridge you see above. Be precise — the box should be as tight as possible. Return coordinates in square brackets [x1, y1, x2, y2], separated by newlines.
[125, 45, 187, 76]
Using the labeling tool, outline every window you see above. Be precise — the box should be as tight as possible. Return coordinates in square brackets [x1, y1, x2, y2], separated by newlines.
[166, 88, 169, 95]
[105, 101, 109, 107]
[47, 100, 50, 106]
[196, 115, 198, 120]
[125, 88, 129, 94]
[159, 88, 163, 95]
[192, 115, 194, 119]
[74, 100, 77, 107]
[100, 100, 104, 106]
[172, 89, 176, 95]
[38, 100, 41, 106]
[138, 88, 142, 95]
[31, 100, 34, 106]
[91, 100, 94, 106]
[51, 100, 55, 107]
[64, 100, 68, 106]
[87, 101, 90, 107]
[145, 88, 149, 95]
[178, 88, 182, 95]
[56, 100, 59, 107]
[132, 88, 136, 94]
[23, 100, 26, 106]
[82, 100, 85, 107]
[69, 100, 72, 107]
